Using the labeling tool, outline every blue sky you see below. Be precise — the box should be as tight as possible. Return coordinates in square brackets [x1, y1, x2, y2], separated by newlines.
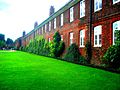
[0, 0, 69, 41]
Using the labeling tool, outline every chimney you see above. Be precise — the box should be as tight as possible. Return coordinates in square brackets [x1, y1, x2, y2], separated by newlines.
[49, 6, 55, 16]
[23, 31, 26, 37]
[34, 21, 38, 29]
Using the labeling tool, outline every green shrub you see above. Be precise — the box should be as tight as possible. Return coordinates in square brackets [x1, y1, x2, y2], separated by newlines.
[103, 30, 120, 69]
[58, 41, 65, 56]
[103, 44, 120, 68]
[52, 31, 65, 57]
[64, 43, 86, 64]
[53, 31, 61, 43]
[24, 36, 51, 56]
[78, 56, 87, 64]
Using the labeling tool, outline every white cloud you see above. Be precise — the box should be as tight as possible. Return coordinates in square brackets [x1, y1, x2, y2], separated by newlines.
[0, 0, 69, 41]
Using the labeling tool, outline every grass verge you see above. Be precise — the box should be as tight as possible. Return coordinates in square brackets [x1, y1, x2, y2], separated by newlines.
[0, 51, 120, 90]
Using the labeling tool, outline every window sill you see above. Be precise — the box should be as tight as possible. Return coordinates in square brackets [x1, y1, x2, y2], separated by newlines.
[113, 1, 120, 4]
[80, 45, 85, 48]
[70, 20, 74, 23]
[80, 15, 85, 18]
[93, 45, 102, 47]
[94, 8, 102, 13]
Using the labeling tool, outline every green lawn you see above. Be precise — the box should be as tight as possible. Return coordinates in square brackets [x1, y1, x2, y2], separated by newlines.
[0, 51, 120, 90]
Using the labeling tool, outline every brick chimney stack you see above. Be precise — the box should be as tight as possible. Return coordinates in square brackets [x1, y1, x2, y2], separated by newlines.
[22, 31, 26, 37]
[34, 21, 38, 29]
[49, 6, 55, 16]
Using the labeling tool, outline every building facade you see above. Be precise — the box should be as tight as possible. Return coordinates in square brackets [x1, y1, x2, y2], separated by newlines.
[18, 0, 120, 65]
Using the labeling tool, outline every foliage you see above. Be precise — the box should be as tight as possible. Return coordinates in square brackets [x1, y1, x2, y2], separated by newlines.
[103, 45, 120, 68]
[20, 32, 65, 58]
[6, 38, 13, 45]
[103, 30, 120, 69]
[23, 36, 50, 56]
[51, 31, 65, 57]
[0, 34, 15, 50]
[0, 40, 6, 49]
[78, 56, 87, 64]
[53, 31, 61, 43]
[0, 34, 5, 41]
[64, 43, 87, 64]
[6, 38, 14, 49]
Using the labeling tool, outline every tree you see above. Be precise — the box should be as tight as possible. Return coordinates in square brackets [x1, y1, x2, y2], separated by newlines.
[0, 40, 6, 49]
[0, 34, 5, 41]
[6, 38, 14, 49]
[0, 34, 5, 49]
[6, 38, 13, 45]
[51, 31, 65, 57]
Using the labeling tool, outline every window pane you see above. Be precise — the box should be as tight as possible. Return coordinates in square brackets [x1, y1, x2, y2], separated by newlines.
[83, 38, 84, 45]
[45, 24, 47, 32]
[114, 32, 117, 43]
[99, 34, 101, 45]
[70, 39, 73, 45]
[61, 35, 63, 41]
[94, 0, 102, 12]
[70, 32, 73, 45]
[61, 14, 63, 26]
[48, 38, 50, 42]
[80, 30, 85, 47]
[54, 18, 56, 29]
[99, 0, 102, 8]
[49, 22, 51, 31]
[70, 7, 74, 22]
[95, 35, 97, 45]
[81, 37, 82, 45]
[80, 0, 85, 18]
[96, 1, 98, 10]
[113, 20, 120, 45]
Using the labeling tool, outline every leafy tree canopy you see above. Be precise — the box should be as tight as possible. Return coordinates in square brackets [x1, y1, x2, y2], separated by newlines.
[6, 38, 13, 45]
[0, 34, 5, 41]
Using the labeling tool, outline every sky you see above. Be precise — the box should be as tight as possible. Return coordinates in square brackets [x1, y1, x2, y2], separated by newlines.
[0, 0, 69, 41]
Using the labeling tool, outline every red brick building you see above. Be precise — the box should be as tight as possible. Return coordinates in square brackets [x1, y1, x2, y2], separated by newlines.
[17, 0, 120, 65]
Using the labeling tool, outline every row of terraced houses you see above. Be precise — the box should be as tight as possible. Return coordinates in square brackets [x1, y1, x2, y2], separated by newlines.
[15, 0, 120, 65]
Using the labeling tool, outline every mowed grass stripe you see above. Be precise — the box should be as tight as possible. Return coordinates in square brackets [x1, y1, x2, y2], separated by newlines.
[0, 51, 120, 90]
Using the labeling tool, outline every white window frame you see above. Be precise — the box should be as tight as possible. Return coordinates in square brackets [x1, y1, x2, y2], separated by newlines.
[49, 21, 51, 31]
[113, 20, 120, 45]
[80, 0, 85, 18]
[61, 13, 63, 26]
[80, 30, 85, 47]
[113, 0, 120, 4]
[61, 35, 63, 41]
[45, 24, 47, 33]
[48, 38, 50, 42]
[54, 18, 56, 29]
[42, 27, 44, 34]
[38, 28, 40, 35]
[70, 32, 73, 45]
[94, 25, 102, 47]
[94, 0, 102, 12]
[70, 7, 74, 22]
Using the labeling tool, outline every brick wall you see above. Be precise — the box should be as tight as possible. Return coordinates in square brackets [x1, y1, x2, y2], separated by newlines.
[21, 0, 120, 65]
